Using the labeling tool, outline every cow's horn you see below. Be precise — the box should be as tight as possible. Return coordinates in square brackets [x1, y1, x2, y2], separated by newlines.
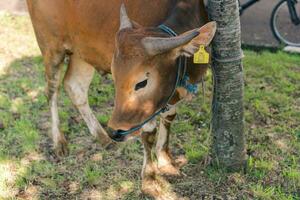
[142, 30, 199, 56]
[119, 3, 132, 30]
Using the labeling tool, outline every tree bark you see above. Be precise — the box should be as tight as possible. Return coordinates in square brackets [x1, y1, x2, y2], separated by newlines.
[207, 0, 246, 171]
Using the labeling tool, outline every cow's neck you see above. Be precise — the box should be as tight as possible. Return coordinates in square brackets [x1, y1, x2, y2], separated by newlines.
[160, 0, 209, 90]
[163, 0, 204, 34]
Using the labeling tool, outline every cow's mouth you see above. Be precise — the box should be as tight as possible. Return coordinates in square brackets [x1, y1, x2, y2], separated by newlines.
[107, 107, 167, 142]
[107, 128, 141, 142]
[107, 129, 126, 142]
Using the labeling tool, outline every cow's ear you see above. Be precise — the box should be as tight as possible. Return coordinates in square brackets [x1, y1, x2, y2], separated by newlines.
[142, 22, 216, 56]
[174, 21, 217, 57]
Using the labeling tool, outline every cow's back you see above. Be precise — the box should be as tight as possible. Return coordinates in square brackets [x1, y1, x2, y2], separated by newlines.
[27, 0, 175, 72]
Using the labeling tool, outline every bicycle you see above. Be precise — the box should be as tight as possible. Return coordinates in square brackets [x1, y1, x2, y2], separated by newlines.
[239, 0, 300, 47]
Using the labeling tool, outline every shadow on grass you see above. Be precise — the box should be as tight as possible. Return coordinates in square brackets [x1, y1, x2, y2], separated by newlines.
[0, 56, 191, 200]
[0, 55, 235, 200]
[1, 52, 300, 199]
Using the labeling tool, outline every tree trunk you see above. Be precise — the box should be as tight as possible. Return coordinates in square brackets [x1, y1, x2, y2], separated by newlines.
[207, 0, 246, 171]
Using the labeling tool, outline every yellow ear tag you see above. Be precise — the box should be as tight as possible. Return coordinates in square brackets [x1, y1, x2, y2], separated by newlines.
[193, 45, 209, 64]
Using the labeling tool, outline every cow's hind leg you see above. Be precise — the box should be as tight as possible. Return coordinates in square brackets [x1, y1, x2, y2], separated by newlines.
[156, 107, 180, 176]
[44, 51, 68, 157]
[63, 55, 111, 147]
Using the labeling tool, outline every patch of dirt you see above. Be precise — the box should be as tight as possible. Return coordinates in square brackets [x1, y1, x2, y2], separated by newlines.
[0, 0, 27, 15]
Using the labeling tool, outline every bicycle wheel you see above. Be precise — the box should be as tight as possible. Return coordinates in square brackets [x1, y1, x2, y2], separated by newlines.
[271, 0, 300, 47]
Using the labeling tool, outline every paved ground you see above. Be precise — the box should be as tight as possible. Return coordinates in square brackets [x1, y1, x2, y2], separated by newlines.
[0, 0, 296, 47]
[240, 0, 280, 47]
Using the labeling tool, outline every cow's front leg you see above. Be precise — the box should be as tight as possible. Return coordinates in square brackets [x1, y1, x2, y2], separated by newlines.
[141, 127, 161, 196]
[64, 55, 112, 148]
[141, 130, 156, 178]
[141, 119, 165, 196]
[156, 106, 180, 176]
[141, 119, 157, 178]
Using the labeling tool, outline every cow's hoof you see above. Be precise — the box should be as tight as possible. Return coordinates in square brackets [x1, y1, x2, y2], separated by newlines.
[158, 164, 181, 177]
[174, 155, 188, 168]
[54, 140, 69, 157]
[142, 176, 178, 200]
[104, 141, 117, 150]
[96, 132, 114, 149]
[142, 176, 164, 198]
[99, 137, 115, 150]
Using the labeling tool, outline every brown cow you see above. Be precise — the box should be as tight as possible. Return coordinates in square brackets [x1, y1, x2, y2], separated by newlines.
[27, 0, 216, 195]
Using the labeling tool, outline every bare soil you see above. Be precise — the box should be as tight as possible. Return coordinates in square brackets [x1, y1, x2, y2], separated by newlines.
[0, 0, 27, 15]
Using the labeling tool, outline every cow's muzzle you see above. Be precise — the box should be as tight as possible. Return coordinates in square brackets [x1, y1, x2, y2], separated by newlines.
[107, 128, 127, 142]
[107, 127, 140, 142]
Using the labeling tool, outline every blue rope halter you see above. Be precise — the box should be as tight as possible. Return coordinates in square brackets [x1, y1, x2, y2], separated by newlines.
[159, 25, 199, 94]
[109, 24, 198, 141]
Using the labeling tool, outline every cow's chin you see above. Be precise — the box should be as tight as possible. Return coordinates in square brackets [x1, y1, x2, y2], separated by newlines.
[123, 130, 142, 141]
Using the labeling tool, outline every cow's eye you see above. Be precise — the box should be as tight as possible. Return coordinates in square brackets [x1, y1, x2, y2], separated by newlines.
[135, 79, 148, 91]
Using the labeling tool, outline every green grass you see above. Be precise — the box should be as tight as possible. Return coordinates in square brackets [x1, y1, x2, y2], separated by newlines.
[0, 14, 300, 199]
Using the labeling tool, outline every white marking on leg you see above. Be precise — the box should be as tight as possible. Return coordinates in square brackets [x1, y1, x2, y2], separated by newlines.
[47, 62, 65, 148]
[142, 119, 157, 133]
[142, 147, 149, 178]
[77, 103, 107, 138]
[156, 106, 176, 167]
[156, 106, 176, 152]
[141, 132, 156, 178]
[156, 121, 170, 167]
[64, 55, 111, 145]
[50, 92, 61, 145]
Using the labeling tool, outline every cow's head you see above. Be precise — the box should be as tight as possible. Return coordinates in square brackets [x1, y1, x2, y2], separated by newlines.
[108, 4, 216, 141]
